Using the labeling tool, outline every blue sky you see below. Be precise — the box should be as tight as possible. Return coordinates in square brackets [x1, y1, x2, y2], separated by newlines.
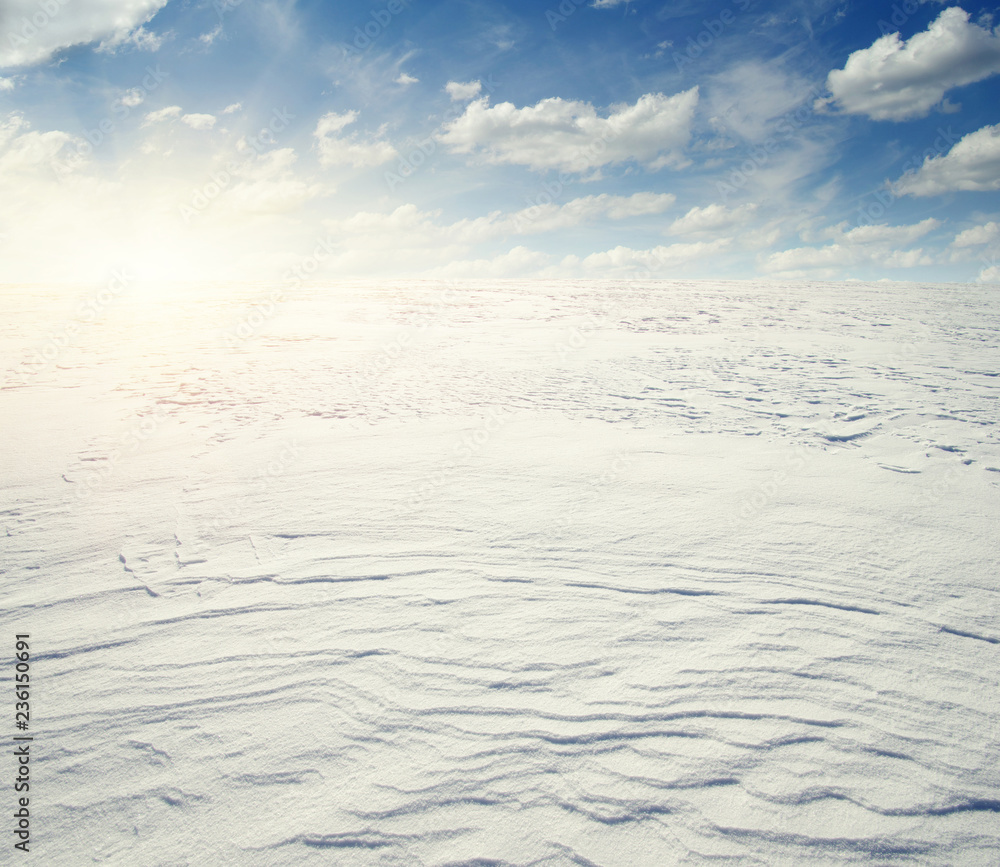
[1, 0, 999, 283]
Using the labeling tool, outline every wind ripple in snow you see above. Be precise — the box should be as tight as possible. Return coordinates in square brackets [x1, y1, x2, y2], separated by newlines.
[1, 280, 998, 865]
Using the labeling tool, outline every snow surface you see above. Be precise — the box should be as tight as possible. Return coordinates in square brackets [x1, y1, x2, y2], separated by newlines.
[2, 279, 999, 865]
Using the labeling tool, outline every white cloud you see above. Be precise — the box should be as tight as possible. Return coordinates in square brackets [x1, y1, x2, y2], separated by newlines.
[0, 127, 76, 175]
[892, 124, 1000, 196]
[763, 218, 940, 274]
[98, 24, 164, 53]
[592, 0, 631, 7]
[447, 192, 674, 238]
[118, 88, 145, 108]
[313, 110, 397, 168]
[317, 111, 357, 137]
[0, 0, 169, 68]
[599, 191, 675, 219]
[823, 218, 941, 246]
[820, 8, 1000, 121]
[141, 105, 182, 126]
[0, 112, 27, 149]
[484, 190, 676, 235]
[222, 103, 242, 115]
[199, 25, 223, 47]
[427, 246, 551, 278]
[581, 239, 730, 274]
[395, 73, 418, 86]
[706, 63, 822, 143]
[215, 149, 322, 217]
[0, 110, 328, 283]
[952, 221, 1000, 247]
[669, 203, 758, 235]
[0, 77, 16, 91]
[181, 113, 216, 131]
[977, 263, 1000, 283]
[438, 88, 699, 173]
[326, 192, 675, 247]
[445, 80, 482, 101]
[312, 192, 675, 276]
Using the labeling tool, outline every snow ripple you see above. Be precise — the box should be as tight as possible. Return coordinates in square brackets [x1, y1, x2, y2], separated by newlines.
[1, 280, 998, 865]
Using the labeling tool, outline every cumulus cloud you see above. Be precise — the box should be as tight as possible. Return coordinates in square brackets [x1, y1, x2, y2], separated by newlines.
[181, 113, 216, 130]
[311, 192, 675, 276]
[669, 203, 758, 235]
[0, 0, 168, 68]
[580, 239, 730, 274]
[313, 110, 397, 168]
[427, 246, 551, 278]
[118, 88, 145, 108]
[0, 122, 76, 176]
[0, 77, 16, 91]
[892, 124, 1000, 196]
[437, 88, 699, 173]
[823, 218, 941, 246]
[977, 262, 1000, 283]
[213, 148, 322, 217]
[445, 80, 481, 101]
[141, 105, 182, 126]
[763, 218, 940, 274]
[765, 245, 926, 275]
[952, 221, 1000, 247]
[468, 191, 674, 236]
[395, 72, 418, 86]
[819, 8, 1000, 121]
[0, 112, 27, 148]
[222, 103, 242, 115]
[326, 192, 675, 246]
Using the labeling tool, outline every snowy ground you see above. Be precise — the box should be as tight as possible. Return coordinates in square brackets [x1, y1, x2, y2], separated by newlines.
[2, 279, 999, 865]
